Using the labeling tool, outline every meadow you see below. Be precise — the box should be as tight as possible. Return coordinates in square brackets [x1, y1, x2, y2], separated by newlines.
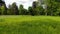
[0, 15, 60, 34]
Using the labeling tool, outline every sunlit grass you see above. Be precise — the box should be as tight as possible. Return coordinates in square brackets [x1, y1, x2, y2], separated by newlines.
[0, 15, 60, 34]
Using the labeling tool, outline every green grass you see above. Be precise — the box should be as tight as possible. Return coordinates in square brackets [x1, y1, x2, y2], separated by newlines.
[0, 15, 60, 34]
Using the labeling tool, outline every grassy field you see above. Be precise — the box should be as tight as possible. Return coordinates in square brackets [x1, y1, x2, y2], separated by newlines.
[0, 15, 60, 34]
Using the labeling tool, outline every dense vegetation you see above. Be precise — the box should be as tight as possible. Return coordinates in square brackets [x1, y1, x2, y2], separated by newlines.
[0, 0, 60, 16]
[0, 16, 60, 34]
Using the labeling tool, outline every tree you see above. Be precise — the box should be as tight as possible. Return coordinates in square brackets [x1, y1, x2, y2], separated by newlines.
[0, 5, 5, 15]
[0, 0, 7, 15]
[28, 6, 34, 15]
[11, 2, 19, 15]
[19, 4, 27, 15]
[23, 9, 28, 15]
[32, 1, 40, 15]
[39, 6, 44, 15]
[7, 5, 12, 15]
[44, 0, 60, 16]
[19, 4, 23, 15]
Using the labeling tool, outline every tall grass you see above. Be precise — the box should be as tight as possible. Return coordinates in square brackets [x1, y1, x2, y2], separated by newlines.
[0, 15, 60, 34]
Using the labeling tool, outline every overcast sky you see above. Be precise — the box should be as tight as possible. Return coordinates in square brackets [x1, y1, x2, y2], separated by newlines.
[4, 0, 37, 9]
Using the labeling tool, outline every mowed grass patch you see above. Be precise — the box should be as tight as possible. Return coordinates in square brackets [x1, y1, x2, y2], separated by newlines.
[0, 15, 60, 34]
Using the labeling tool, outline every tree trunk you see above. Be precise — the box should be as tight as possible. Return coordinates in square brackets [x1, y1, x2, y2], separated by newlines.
[45, 9, 47, 16]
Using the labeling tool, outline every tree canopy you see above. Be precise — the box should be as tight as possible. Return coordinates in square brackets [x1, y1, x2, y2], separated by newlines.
[0, 0, 60, 16]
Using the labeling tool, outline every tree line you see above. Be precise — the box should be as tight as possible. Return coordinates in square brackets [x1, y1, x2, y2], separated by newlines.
[0, 0, 60, 16]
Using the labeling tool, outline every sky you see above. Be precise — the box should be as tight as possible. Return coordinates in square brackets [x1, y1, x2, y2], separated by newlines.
[4, 0, 37, 9]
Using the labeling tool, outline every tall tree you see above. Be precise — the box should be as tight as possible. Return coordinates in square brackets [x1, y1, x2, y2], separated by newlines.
[11, 2, 19, 15]
[19, 4, 24, 15]
[0, 0, 7, 15]
[0, 5, 5, 15]
[28, 6, 34, 15]
[32, 1, 40, 15]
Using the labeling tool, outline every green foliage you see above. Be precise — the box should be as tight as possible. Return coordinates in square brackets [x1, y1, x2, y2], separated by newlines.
[0, 0, 7, 15]
[11, 2, 19, 15]
[19, 4, 24, 15]
[32, 1, 40, 15]
[28, 6, 33, 15]
[19, 4, 27, 15]
[39, 6, 44, 15]
[45, 0, 60, 16]
[0, 5, 5, 15]
[0, 0, 60, 16]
